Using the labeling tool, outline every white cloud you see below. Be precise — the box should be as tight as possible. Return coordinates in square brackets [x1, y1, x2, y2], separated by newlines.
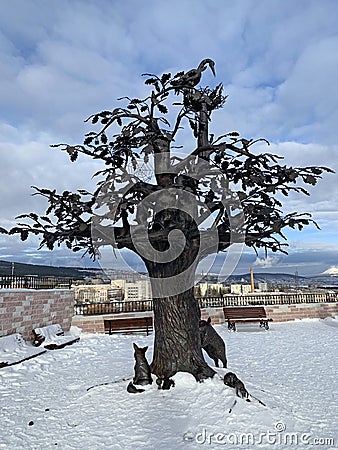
[0, 131, 100, 227]
[254, 256, 280, 269]
[0, 0, 338, 272]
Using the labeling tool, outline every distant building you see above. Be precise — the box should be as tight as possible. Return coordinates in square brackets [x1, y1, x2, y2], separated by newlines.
[73, 283, 123, 303]
[257, 282, 268, 292]
[73, 278, 152, 303]
[230, 284, 252, 295]
[198, 282, 224, 297]
[124, 280, 152, 301]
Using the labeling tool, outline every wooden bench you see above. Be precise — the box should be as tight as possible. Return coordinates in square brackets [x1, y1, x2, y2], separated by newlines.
[0, 333, 46, 368]
[33, 324, 80, 350]
[223, 306, 272, 331]
[104, 316, 153, 336]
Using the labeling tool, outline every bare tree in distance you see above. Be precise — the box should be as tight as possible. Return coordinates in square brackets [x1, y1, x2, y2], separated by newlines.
[2, 59, 333, 383]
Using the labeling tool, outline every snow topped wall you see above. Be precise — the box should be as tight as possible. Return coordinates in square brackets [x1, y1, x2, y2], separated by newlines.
[201, 302, 338, 323]
[265, 302, 338, 322]
[71, 302, 338, 334]
[0, 289, 75, 341]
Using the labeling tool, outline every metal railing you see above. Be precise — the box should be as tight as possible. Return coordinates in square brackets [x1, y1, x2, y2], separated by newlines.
[74, 300, 153, 316]
[0, 275, 73, 290]
[199, 292, 337, 307]
[74, 292, 337, 316]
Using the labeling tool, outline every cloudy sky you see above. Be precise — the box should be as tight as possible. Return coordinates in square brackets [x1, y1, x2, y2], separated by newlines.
[1, 0, 338, 276]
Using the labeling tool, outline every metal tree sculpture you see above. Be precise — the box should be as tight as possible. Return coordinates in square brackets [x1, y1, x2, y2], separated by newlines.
[2, 59, 332, 383]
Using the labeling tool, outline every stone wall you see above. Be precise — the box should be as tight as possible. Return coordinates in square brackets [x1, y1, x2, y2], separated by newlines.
[265, 302, 338, 322]
[72, 302, 337, 334]
[202, 302, 338, 324]
[0, 289, 75, 341]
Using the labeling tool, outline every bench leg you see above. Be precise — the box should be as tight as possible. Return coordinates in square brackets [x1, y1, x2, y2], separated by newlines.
[260, 320, 269, 330]
[227, 320, 236, 332]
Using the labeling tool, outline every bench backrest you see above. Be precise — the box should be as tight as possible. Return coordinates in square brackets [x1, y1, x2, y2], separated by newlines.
[223, 306, 267, 319]
[105, 316, 153, 331]
[34, 324, 64, 339]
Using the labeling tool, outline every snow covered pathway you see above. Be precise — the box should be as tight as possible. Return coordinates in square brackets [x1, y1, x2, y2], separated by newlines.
[0, 319, 337, 449]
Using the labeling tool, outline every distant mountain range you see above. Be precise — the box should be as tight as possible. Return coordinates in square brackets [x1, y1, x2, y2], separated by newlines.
[1, 260, 338, 286]
[201, 271, 338, 287]
[0, 260, 100, 278]
[226, 272, 306, 283]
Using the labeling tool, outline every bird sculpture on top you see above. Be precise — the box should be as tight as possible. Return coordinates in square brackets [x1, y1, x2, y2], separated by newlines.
[171, 58, 216, 91]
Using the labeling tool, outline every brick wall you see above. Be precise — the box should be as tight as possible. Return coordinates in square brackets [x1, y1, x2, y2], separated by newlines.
[200, 307, 225, 324]
[71, 315, 105, 333]
[265, 302, 338, 322]
[71, 302, 338, 334]
[0, 289, 75, 341]
[202, 302, 338, 324]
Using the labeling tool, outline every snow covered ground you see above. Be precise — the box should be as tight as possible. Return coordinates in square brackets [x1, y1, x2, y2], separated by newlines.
[1, 319, 337, 450]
